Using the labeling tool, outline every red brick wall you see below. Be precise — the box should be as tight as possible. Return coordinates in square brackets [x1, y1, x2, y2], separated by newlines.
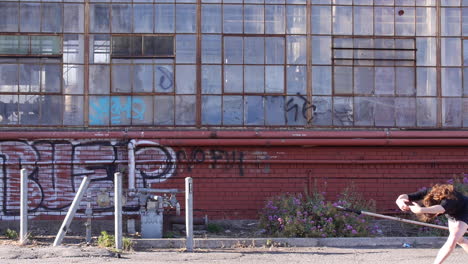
[1, 137, 466, 220]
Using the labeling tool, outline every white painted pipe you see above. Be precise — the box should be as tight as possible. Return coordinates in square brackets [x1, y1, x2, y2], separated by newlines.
[185, 177, 193, 252]
[115, 172, 123, 251]
[20, 169, 28, 245]
[128, 139, 136, 192]
[53, 176, 91, 246]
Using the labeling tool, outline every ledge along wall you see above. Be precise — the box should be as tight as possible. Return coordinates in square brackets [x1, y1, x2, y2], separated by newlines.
[0, 130, 467, 222]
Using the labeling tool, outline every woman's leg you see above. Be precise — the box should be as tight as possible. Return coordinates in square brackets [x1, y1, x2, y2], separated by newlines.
[433, 219, 468, 264]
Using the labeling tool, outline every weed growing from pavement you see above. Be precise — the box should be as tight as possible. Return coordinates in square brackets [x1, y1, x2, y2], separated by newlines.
[4, 228, 18, 239]
[97, 231, 133, 251]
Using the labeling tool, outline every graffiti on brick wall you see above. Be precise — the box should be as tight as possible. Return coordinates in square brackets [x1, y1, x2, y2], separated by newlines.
[175, 148, 244, 176]
[0, 140, 176, 218]
[0, 140, 246, 218]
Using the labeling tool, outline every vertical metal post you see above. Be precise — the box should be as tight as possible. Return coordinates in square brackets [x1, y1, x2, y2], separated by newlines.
[114, 172, 123, 251]
[185, 177, 193, 252]
[20, 169, 28, 245]
[53, 176, 91, 246]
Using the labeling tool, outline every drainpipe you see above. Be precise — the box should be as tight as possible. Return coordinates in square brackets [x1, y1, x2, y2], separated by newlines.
[128, 139, 136, 193]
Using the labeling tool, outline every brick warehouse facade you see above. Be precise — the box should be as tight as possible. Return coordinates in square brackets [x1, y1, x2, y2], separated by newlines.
[1, 130, 467, 222]
[2, 0, 468, 228]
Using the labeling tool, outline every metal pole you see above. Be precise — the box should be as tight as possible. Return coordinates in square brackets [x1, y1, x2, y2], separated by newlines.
[185, 177, 193, 252]
[53, 176, 91, 246]
[115, 172, 123, 251]
[20, 169, 28, 245]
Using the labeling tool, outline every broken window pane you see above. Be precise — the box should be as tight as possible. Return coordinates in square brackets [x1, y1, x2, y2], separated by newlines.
[19, 94, 40, 125]
[62, 64, 82, 94]
[0, 94, 18, 124]
[63, 95, 84, 126]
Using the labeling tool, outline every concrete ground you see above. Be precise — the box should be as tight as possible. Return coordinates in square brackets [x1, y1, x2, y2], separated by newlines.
[0, 241, 467, 264]
[0, 245, 467, 264]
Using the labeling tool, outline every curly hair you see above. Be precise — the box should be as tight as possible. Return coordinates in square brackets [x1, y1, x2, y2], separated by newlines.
[419, 184, 457, 222]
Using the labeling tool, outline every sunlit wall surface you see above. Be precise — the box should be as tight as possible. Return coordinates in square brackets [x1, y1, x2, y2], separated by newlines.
[0, 0, 466, 128]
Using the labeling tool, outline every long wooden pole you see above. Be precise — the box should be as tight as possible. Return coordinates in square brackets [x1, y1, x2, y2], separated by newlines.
[335, 206, 467, 233]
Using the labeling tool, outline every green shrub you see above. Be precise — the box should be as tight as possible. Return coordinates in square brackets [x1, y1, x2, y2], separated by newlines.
[97, 231, 133, 251]
[206, 223, 224, 233]
[259, 186, 379, 238]
[4, 228, 18, 239]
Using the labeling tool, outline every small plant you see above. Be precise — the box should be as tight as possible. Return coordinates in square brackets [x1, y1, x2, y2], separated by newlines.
[97, 231, 133, 251]
[206, 223, 224, 233]
[4, 228, 18, 239]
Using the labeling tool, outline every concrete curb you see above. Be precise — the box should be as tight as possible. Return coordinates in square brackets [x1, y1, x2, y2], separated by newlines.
[132, 237, 447, 249]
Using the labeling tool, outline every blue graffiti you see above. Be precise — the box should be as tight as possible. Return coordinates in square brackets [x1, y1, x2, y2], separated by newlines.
[89, 96, 146, 125]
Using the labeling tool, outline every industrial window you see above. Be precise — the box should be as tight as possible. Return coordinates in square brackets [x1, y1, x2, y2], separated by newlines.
[332, 37, 417, 127]
[0, 35, 62, 57]
[111, 35, 174, 58]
